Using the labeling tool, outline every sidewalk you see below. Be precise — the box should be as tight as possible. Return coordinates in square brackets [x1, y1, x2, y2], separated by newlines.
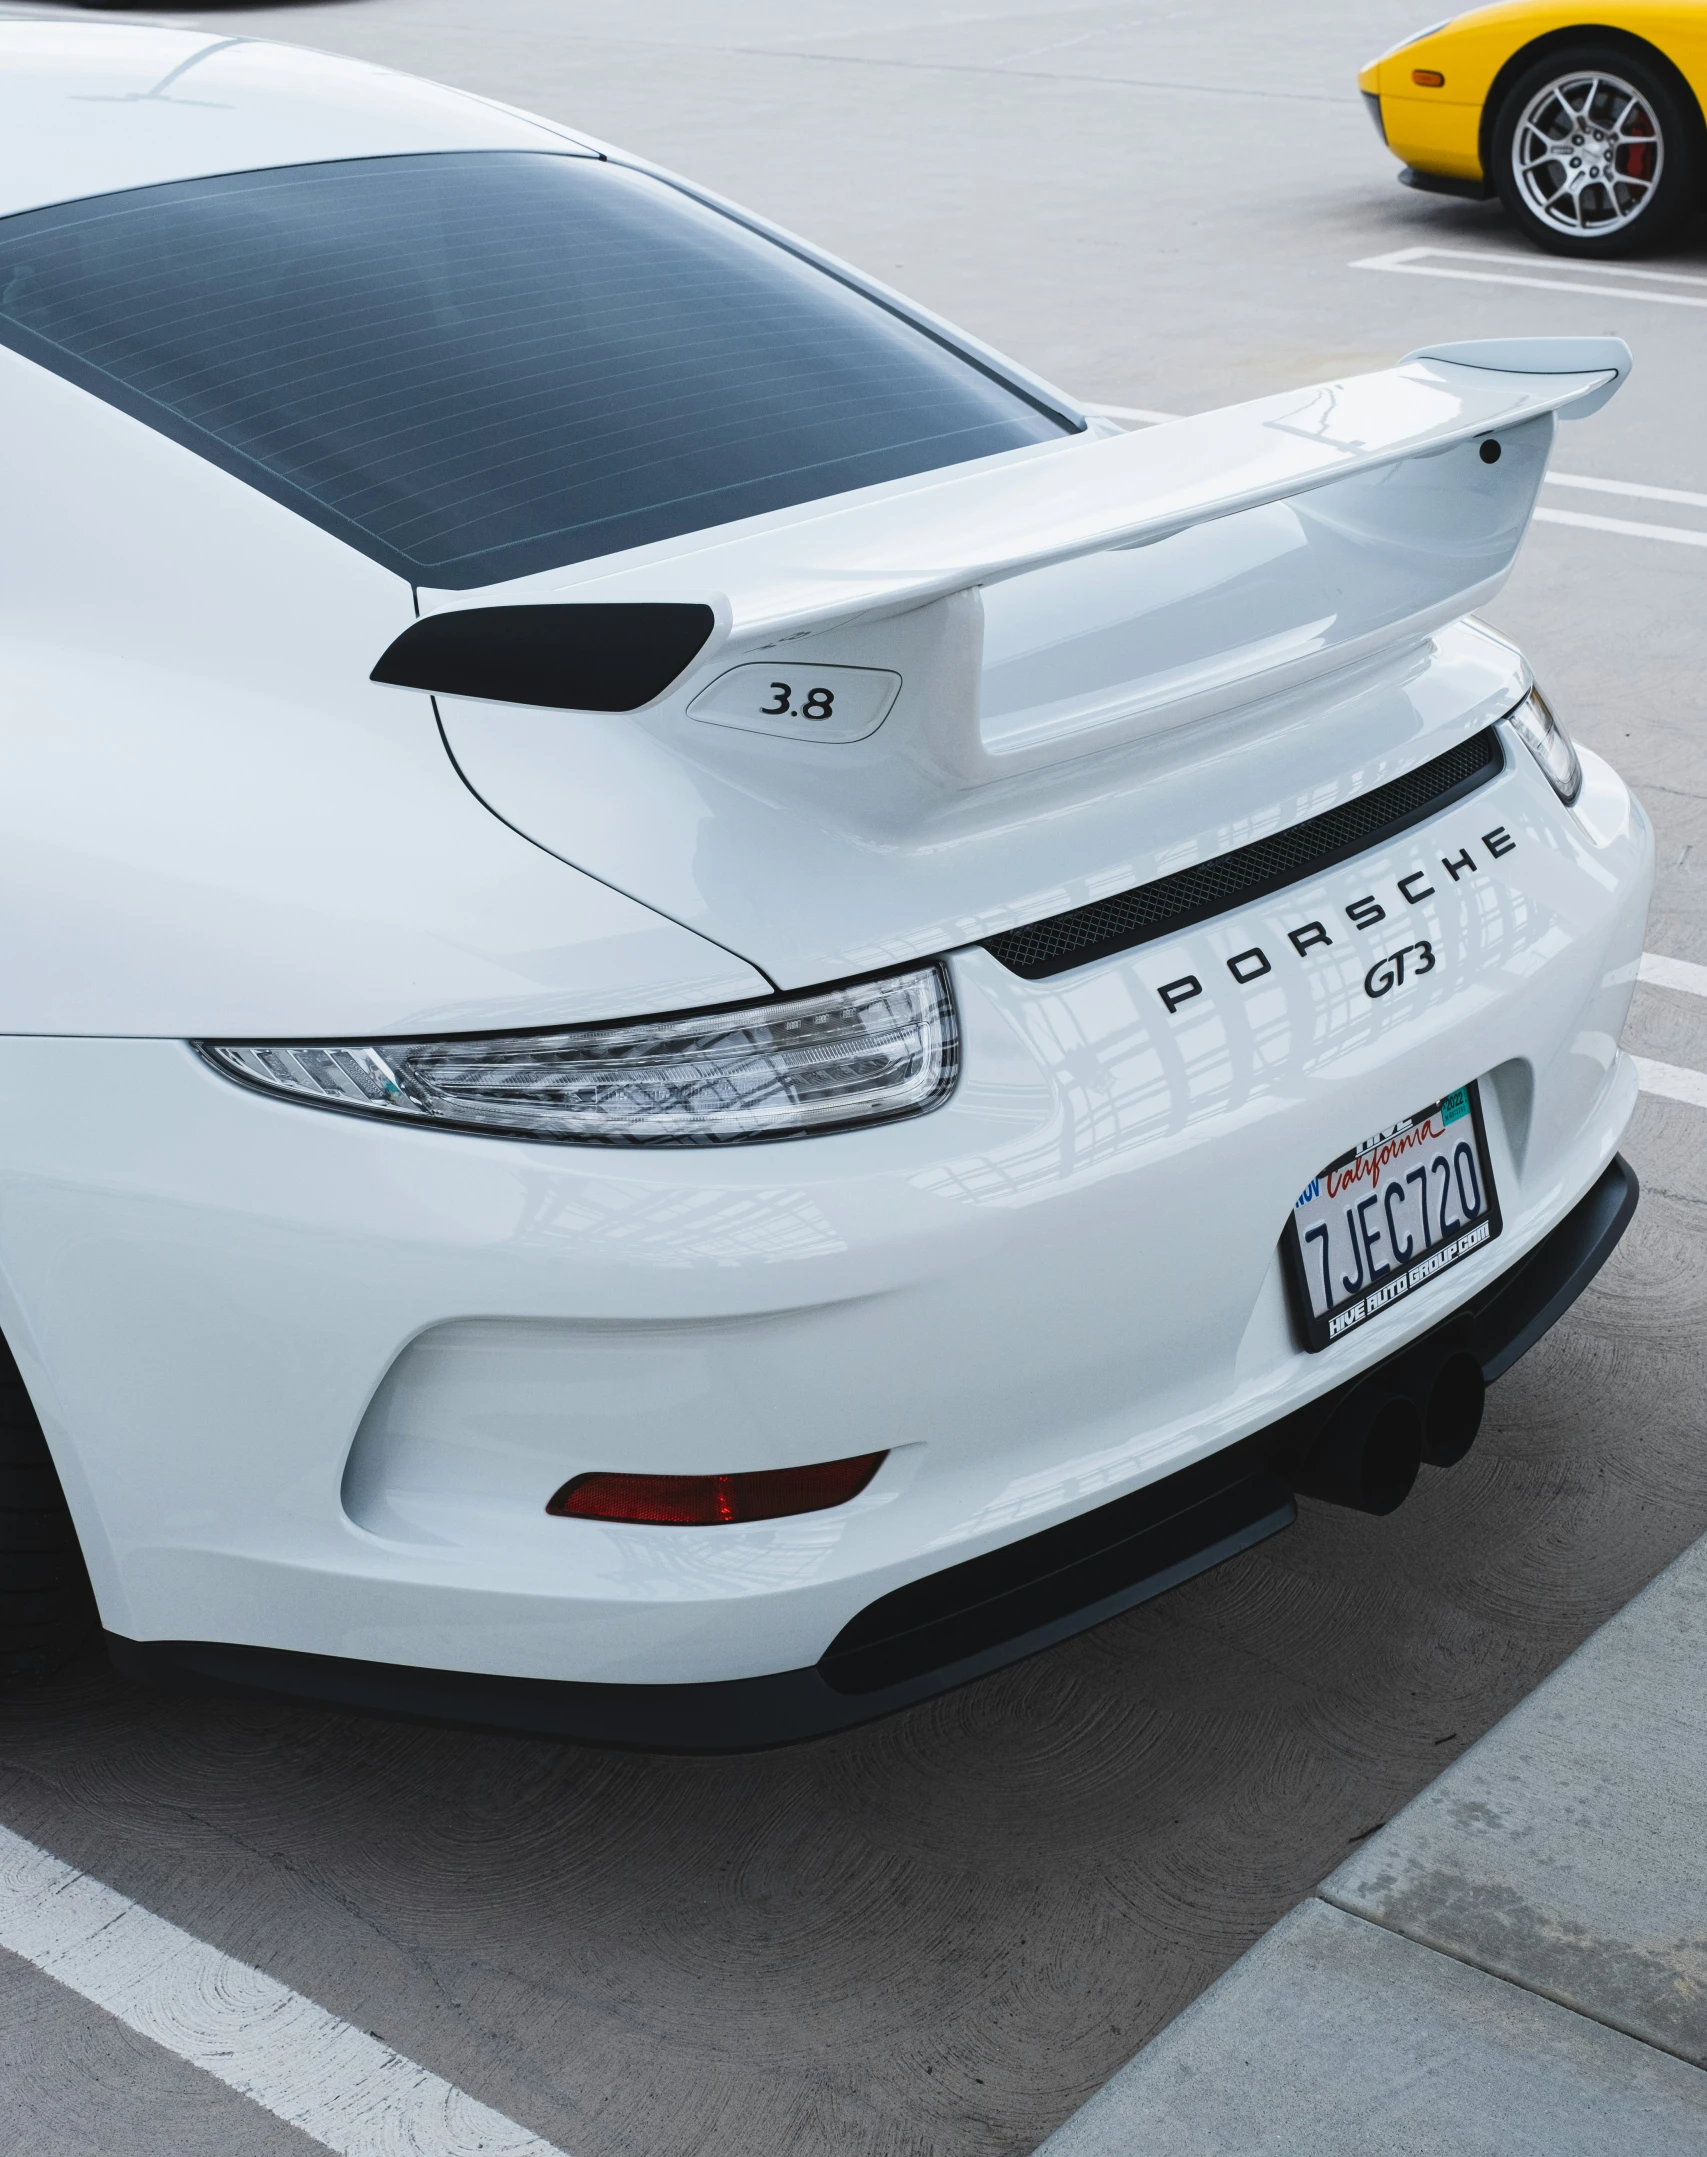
[1039, 1531, 1707, 2154]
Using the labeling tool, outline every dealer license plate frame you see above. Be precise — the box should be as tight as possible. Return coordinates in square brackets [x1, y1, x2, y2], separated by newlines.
[1281, 1081, 1502, 1353]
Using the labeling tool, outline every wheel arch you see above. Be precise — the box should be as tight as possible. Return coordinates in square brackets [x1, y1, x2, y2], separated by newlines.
[0, 1291, 122, 1627]
[1478, 25, 1707, 191]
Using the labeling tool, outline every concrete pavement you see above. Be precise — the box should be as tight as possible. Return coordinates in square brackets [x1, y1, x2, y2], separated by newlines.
[1041, 1531, 1707, 2152]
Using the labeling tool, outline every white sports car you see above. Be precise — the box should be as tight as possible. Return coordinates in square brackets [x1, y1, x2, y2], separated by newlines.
[0, 26, 1651, 1746]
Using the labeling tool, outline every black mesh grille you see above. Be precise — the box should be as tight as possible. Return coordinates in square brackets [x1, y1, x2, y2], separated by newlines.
[984, 727, 1504, 980]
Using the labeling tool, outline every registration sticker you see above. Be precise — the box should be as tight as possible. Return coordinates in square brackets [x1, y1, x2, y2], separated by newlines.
[1281, 1081, 1502, 1352]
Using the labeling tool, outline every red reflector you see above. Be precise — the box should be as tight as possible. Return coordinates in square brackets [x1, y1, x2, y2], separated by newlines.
[1411, 68, 1445, 87]
[547, 1452, 886, 1526]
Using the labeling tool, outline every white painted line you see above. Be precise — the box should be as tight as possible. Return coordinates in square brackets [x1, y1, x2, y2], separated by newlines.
[1532, 505, 1707, 547]
[1352, 244, 1707, 307]
[1364, 243, 1707, 288]
[1640, 951, 1707, 998]
[1355, 258, 1707, 306]
[1633, 1057, 1707, 1109]
[1549, 472, 1707, 511]
[0, 1823, 569, 2157]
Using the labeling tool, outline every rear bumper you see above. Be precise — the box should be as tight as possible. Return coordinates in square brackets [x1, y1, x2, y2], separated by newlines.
[110, 1152, 1639, 1750]
[6, 721, 1652, 1696]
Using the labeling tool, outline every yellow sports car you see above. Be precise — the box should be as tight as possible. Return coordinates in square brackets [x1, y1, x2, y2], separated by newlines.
[1360, 5, 1707, 253]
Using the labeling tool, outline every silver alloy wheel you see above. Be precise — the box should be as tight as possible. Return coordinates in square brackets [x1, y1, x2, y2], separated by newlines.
[1511, 71, 1663, 236]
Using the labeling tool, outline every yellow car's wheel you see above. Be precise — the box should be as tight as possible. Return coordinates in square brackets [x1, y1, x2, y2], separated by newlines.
[1490, 43, 1700, 256]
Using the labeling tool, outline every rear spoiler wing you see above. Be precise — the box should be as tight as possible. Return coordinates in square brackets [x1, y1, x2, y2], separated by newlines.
[401, 340, 1627, 758]
[470, 337, 1628, 650]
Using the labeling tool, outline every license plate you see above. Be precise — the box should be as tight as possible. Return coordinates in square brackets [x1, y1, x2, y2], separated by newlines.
[1282, 1082, 1502, 1352]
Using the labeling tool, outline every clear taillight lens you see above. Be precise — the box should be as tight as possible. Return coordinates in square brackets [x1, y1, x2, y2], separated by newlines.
[1506, 686, 1582, 805]
[199, 965, 958, 1146]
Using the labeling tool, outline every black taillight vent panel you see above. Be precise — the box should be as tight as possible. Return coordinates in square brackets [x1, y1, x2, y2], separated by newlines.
[372, 603, 717, 712]
[984, 726, 1503, 980]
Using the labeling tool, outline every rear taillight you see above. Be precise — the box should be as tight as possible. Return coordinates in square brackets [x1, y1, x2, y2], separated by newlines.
[1506, 685, 1582, 805]
[547, 1453, 885, 1526]
[201, 965, 956, 1148]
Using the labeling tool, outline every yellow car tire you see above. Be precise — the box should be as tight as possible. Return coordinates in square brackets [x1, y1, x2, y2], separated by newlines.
[1489, 41, 1702, 256]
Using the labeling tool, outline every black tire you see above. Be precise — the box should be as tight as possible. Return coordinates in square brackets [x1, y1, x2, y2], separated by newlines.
[1490, 42, 1701, 256]
[0, 1339, 96, 1686]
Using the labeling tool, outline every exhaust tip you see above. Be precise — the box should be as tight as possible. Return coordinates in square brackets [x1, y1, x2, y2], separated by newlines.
[1422, 1351, 1485, 1468]
[1294, 1392, 1423, 1516]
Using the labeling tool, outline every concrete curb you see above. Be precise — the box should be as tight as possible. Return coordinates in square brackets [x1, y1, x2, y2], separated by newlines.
[1038, 1533, 1707, 2153]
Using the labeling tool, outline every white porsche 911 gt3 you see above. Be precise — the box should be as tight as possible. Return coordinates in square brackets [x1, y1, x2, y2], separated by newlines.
[0, 26, 1651, 1746]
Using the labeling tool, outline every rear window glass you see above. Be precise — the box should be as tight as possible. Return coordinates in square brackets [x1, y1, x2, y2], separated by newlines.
[0, 151, 1073, 588]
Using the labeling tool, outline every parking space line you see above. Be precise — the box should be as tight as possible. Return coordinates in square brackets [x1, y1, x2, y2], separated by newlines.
[1640, 951, 1707, 998]
[1438, 248, 1707, 286]
[0, 1824, 568, 2157]
[1354, 244, 1707, 287]
[1533, 505, 1707, 547]
[1633, 1057, 1707, 1109]
[1352, 244, 1707, 307]
[1549, 473, 1707, 511]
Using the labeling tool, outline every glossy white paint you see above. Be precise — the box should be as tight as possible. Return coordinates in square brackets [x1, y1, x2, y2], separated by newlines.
[436, 357, 1626, 986]
[0, 28, 1655, 1695]
[1, 741, 1649, 1680]
[442, 615, 1534, 991]
[0, 339, 767, 1037]
[435, 346, 1621, 649]
[0, 25, 595, 218]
